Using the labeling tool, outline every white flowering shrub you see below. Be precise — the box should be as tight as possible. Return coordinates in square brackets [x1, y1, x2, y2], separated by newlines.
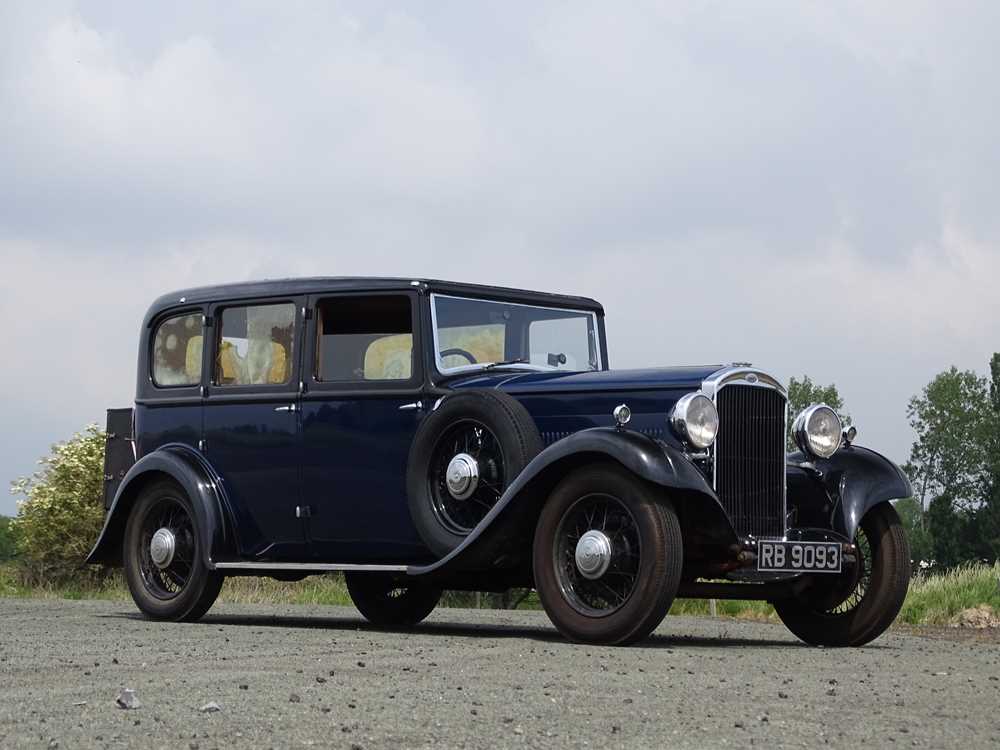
[10, 425, 107, 584]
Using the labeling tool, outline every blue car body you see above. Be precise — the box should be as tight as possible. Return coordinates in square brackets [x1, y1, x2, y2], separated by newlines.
[89, 277, 911, 597]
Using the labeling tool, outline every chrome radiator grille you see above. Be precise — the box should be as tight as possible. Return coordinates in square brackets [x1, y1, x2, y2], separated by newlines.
[713, 384, 786, 539]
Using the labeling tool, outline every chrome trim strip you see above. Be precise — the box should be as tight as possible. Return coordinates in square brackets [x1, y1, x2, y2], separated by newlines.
[701, 365, 786, 400]
[213, 562, 408, 573]
[702, 365, 788, 540]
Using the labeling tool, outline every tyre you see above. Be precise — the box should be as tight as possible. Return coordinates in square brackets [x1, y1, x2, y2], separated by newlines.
[406, 390, 543, 557]
[123, 479, 224, 622]
[532, 463, 683, 645]
[345, 573, 442, 627]
[774, 502, 910, 647]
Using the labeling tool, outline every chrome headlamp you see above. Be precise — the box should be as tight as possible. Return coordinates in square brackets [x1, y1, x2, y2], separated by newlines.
[792, 404, 843, 459]
[670, 393, 719, 449]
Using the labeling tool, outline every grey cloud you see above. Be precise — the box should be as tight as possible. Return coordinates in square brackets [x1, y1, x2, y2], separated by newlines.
[1, 1, 998, 515]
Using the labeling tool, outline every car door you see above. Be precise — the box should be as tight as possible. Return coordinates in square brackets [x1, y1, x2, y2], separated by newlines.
[202, 297, 307, 560]
[299, 291, 431, 563]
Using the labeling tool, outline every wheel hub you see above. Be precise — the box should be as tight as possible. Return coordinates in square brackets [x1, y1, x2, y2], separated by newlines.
[575, 530, 613, 580]
[445, 453, 480, 500]
[149, 527, 176, 569]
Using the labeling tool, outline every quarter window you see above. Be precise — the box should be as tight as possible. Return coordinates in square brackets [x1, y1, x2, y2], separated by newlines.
[316, 296, 414, 382]
[152, 312, 204, 387]
[215, 303, 296, 386]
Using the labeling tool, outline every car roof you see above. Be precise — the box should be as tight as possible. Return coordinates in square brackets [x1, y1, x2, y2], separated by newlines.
[146, 277, 604, 323]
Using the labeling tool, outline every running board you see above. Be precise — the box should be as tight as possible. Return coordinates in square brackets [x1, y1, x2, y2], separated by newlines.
[213, 562, 409, 573]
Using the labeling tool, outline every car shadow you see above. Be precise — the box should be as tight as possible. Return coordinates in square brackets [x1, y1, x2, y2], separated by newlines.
[98, 610, 812, 650]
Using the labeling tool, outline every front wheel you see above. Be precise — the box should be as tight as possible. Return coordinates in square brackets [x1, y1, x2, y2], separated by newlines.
[123, 480, 223, 622]
[345, 573, 442, 627]
[532, 463, 683, 646]
[774, 502, 910, 647]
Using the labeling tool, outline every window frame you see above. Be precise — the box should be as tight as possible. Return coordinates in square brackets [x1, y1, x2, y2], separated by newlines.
[205, 297, 304, 398]
[304, 290, 424, 395]
[148, 307, 208, 391]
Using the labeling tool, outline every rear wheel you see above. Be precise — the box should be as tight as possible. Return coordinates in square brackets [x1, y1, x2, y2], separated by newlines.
[123, 480, 223, 622]
[532, 464, 683, 645]
[774, 503, 910, 647]
[345, 573, 442, 627]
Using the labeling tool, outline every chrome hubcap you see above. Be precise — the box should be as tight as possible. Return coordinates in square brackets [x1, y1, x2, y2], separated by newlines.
[149, 527, 176, 570]
[445, 453, 480, 500]
[574, 530, 613, 580]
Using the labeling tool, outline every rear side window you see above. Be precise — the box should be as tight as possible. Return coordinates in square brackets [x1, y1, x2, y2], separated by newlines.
[152, 312, 204, 387]
[215, 303, 296, 386]
[316, 296, 413, 382]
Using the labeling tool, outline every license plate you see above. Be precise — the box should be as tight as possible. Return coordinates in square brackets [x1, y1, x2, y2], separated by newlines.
[757, 540, 842, 574]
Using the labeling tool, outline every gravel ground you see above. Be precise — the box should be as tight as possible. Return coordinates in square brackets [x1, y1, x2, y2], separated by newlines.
[2, 598, 999, 749]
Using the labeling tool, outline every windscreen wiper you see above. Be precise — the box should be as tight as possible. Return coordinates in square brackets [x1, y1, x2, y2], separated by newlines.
[483, 357, 529, 370]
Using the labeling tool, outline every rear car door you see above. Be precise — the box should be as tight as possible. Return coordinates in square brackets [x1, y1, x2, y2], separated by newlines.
[202, 297, 306, 560]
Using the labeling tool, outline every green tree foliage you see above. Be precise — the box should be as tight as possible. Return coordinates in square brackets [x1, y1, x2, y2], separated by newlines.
[0, 515, 18, 561]
[786, 375, 850, 450]
[893, 497, 933, 565]
[925, 494, 969, 568]
[10, 425, 107, 584]
[906, 367, 995, 513]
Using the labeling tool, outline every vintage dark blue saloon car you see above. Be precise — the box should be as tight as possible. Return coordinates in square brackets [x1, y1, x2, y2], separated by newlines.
[89, 277, 911, 646]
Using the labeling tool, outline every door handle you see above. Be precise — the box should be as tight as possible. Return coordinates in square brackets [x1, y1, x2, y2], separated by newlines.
[398, 401, 424, 412]
[274, 404, 298, 413]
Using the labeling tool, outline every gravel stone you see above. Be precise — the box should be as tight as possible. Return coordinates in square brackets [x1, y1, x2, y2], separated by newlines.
[115, 688, 140, 710]
[1, 599, 998, 749]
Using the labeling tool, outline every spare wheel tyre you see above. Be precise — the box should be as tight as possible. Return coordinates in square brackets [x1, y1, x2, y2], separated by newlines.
[406, 390, 543, 557]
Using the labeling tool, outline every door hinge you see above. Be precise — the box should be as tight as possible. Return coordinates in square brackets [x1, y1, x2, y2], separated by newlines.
[295, 505, 312, 519]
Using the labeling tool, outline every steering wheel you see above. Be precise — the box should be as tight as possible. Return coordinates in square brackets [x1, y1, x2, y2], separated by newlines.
[439, 347, 478, 365]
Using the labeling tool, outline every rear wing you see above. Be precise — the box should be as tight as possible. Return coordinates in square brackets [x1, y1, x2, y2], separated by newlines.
[103, 408, 135, 510]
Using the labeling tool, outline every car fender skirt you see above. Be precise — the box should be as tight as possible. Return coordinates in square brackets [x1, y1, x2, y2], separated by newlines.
[787, 446, 913, 541]
[408, 427, 734, 579]
[86, 445, 231, 567]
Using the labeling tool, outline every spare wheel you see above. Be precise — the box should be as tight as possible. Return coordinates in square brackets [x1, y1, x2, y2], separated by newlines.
[406, 390, 543, 557]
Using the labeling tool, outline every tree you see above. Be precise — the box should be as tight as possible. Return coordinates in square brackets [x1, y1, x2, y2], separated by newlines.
[977, 353, 1000, 560]
[0, 516, 17, 562]
[906, 367, 994, 515]
[10, 425, 107, 584]
[786, 375, 851, 450]
[926, 494, 969, 568]
[893, 497, 933, 565]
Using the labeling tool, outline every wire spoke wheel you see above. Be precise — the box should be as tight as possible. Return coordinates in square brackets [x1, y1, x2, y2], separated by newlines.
[825, 526, 874, 615]
[553, 493, 641, 617]
[136, 496, 196, 601]
[773, 503, 910, 648]
[532, 463, 683, 645]
[345, 573, 442, 627]
[123, 480, 223, 622]
[428, 419, 506, 534]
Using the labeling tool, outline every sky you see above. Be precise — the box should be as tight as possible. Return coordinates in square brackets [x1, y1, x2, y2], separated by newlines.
[1, 1, 998, 516]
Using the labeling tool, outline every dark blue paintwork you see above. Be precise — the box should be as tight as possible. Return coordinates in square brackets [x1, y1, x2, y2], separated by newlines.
[89, 277, 914, 579]
[299, 395, 433, 563]
[203, 400, 304, 559]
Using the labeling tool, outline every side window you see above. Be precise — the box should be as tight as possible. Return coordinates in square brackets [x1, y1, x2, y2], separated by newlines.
[152, 312, 204, 387]
[316, 296, 413, 382]
[215, 303, 296, 386]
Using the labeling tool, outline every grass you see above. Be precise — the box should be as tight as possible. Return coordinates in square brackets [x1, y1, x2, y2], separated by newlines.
[898, 562, 1000, 626]
[3, 561, 998, 627]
